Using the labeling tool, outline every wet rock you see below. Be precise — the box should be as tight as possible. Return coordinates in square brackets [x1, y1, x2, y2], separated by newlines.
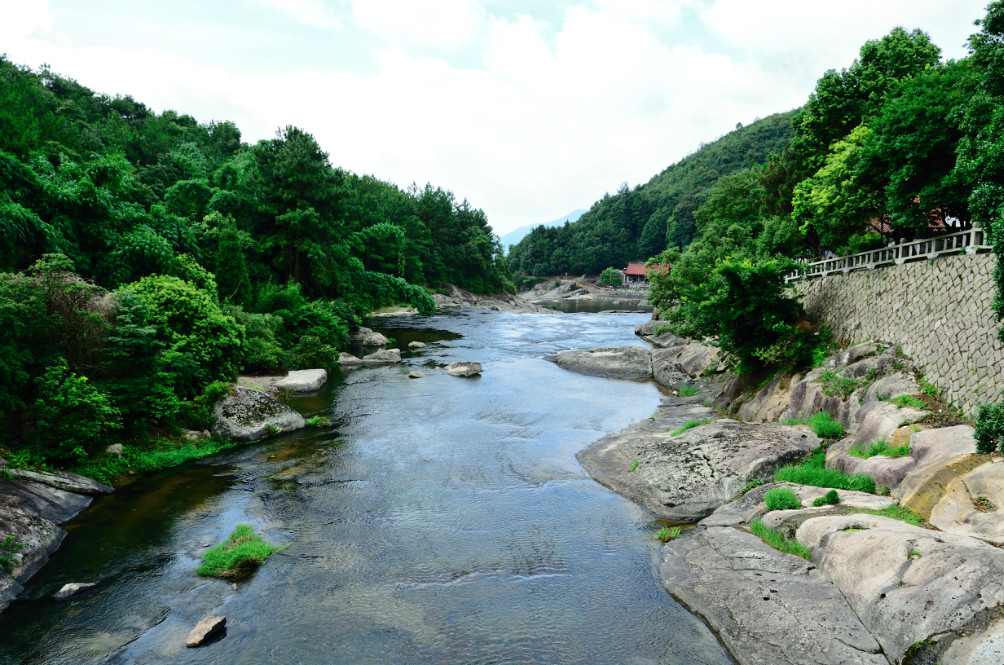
[4, 468, 113, 496]
[105, 443, 124, 457]
[545, 346, 652, 380]
[274, 369, 327, 393]
[211, 386, 306, 442]
[361, 348, 402, 364]
[408, 341, 426, 350]
[446, 361, 482, 377]
[659, 526, 886, 665]
[407, 370, 429, 379]
[338, 352, 363, 365]
[0, 477, 92, 525]
[929, 460, 1004, 545]
[186, 613, 227, 647]
[362, 331, 389, 347]
[577, 419, 818, 521]
[54, 582, 96, 599]
[0, 503, 64, 612]
[797, 514, 1004, 663]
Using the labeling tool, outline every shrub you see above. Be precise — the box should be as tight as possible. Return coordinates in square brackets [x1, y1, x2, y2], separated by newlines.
[975, 400, 1004, 454]
[774, 453, 876, 493]
[812, 489, 840, 507]
[196, 524, 288, 579]
[598, 267, 622, 287]
[848, 438, 910, 459]
[749, 518, 811, 561]
[764, 487, 802, 511]
[657, 527, 681, 542]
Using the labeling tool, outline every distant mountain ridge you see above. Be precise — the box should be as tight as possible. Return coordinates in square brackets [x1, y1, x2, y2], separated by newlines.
[497, 209, 587, 250]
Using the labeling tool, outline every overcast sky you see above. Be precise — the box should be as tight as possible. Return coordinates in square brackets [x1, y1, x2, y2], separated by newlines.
[0, 0, 991, 235]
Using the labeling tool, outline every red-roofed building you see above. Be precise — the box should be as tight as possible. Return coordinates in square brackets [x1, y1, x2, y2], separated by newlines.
[620, 263, 669, 287]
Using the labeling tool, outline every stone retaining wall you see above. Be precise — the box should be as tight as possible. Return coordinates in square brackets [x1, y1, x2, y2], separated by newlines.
[794, 253, 1002, 415]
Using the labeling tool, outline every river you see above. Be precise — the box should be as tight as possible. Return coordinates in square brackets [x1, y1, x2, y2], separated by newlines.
[0, 310, 733, 665]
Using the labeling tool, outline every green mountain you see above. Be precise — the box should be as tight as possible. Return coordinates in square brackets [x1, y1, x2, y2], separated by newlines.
[507, 110, 798, 276]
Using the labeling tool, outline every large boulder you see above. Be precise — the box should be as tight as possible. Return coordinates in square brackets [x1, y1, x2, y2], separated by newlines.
[577, 419, 818, 521]
[797, 514, 1004, 664]
[929, 459, 1004, 545]
[211, 386, 306, 442]
[361, 348, 402, 364]
[3, 468, 112, 496]
[544, 346, 652, 380]
[274, 369, 327, 393]
[896, 425, 979, 515]
[338, 352, 363, 365]
[362, 331, 389, 347]
[659, 526, 886, 665]
[0, 501, 65, 611]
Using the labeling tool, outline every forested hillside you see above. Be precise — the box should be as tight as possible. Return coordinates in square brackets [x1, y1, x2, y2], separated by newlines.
[0, 57, 512, 465]
[506, 110, 796, 277]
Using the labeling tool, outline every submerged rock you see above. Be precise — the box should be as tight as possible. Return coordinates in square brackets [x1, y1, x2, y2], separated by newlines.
[274, 369, 327, 393]
[545, 346, 652, 380]
[578, 419, 818, 521]
[186, 614, 227, 647]
[408, 341, 426, 350]
[408, 370, 429, 379]
[54, 582, 96, 599]
[211, 386, 306, 442]
[446, 361, 482, 377]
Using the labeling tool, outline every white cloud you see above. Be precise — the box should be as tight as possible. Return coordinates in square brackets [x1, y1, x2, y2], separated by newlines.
[0, 0, 53, 43]
[246, 0, 342, 30]
[350, 0, 487, 48]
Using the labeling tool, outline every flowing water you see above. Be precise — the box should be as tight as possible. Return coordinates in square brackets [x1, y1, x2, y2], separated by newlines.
[0, 310, 733, 665]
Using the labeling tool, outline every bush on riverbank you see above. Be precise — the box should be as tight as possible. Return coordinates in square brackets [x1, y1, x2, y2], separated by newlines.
[197, 525, 288, 579]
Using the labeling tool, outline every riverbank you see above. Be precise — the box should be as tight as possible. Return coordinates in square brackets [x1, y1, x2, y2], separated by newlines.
[520, 279, 652, 312]
[566, 324, 1004, 664]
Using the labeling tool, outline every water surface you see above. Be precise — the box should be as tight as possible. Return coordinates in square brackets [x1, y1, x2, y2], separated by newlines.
[0, 310, 732, 665]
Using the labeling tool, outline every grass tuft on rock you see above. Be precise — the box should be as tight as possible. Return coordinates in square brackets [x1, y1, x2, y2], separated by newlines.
[773, 453, 876, 493]
[786, 411, 844, 439]
[671, 418, 709, 436]
[854, 505, 924, 526]
[812, 489, 840, 507]
[678, 386, 700, 397]
[764, 487, 801, 511]
[749, 518, 812, 561]
[197, 525, 288, 580]
[848, 438, 910, 459]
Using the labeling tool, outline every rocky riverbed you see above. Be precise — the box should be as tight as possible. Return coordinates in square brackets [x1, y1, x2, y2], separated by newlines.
[561, 325, 1004, 665]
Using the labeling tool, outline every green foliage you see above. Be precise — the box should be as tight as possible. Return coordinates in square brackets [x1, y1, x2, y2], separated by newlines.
[196, 524, 288, 579]
[305, 416, 331, 428]
[975, 400, 1004, 454]
[764, 487, 802, 511]
[891, 395, 927, 410]
[774, 453, 876, 493]
[657, 527, 681, 542]
[70, 434, 245, 484]
[597, 267, 622, 287]
[749, 518, 812, 561]
[27, 358, 121, 463]
[678, 386, 700, 397]
[1, 535, 24, 577]
[848, 438, 910, 459]
[812, 489, 840, 507]
[818, 370, 866, 399]
[786, 411, 844, 439]
[629, 459, 639, 472]
[671, 418, 709, 436]
[855, 505, 924, 526]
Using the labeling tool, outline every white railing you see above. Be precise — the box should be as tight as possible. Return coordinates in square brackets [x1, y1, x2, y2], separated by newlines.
[785, 226, 991, 282]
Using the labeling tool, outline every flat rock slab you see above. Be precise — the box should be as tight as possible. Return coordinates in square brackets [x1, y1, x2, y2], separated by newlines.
[659, 526, 886, 665]
[930, 459, 1004, 545]
[544, 346, 652, 380]
[4, 468, 113, 496]
[212, 386, 306, 442]
[446, 361, 482, 377]
[274, 369, 327, 393]
[797, 514, 1004, 663]
[186, 613, 226, 647]
[578, 419, 818, 521]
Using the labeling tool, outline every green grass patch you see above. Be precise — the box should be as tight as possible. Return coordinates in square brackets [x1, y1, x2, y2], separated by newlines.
[764, 487, 801, 511]
[305, 416, 331, 428]
[1, 535, 24, 578]
[197, 525, 289, 579]
[773, 452, 876, 493]
[854, 505, 924, 526]
[671, 418, 710, 436]
[749, 518, 812, 561]
[657, 527, 681, 542]
[891, 395, 927, 410]
[848, 438, 910, 459]
[629, 459, 639, 472]
[812, 489, 840, 507]
[68, 435, 250, 485]
[818, 370, 866, 399]
[678, 386, 700, 397]
[785, 411, 844, 439]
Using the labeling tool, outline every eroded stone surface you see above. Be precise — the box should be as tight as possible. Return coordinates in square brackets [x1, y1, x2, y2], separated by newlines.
[577, 419, 818, 521]
[659, 526, 886, 665]
[274, 369, 327, 393]
[797, 514, 1004, 663]
[545, 346, 652, 380]
[941, 617, 1004, 665]
[361, 331, 389, 346]
[897, 426, 979, 515]
[361, 348, 402, 364]
[929, 460, 1004, 545]
[445, 361, 482, 377]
